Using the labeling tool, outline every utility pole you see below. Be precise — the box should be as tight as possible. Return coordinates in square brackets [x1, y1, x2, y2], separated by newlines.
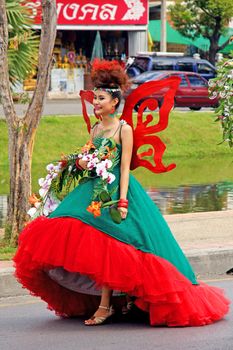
[160, 0, 167, 52]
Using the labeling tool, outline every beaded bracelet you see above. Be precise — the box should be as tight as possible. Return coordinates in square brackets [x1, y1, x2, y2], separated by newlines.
[118, 199, 128, 208]
[118, 203, 128, 209]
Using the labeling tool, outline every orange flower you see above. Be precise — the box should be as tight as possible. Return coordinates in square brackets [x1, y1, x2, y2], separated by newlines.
[102, 146, 116, 160]
[81, 140, 96, 153]
[86, 201, 102, 217]
[28, 193, 41, 205]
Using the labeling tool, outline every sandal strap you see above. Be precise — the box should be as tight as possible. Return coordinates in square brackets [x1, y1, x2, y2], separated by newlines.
[85, 305, 115, 326]
[98, 305, 110, 310]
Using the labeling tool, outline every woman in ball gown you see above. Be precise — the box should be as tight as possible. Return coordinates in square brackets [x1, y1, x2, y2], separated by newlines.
[13, 60, 230, 326]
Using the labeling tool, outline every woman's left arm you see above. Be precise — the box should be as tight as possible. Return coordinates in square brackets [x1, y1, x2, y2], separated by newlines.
[118, 124, 133, 218]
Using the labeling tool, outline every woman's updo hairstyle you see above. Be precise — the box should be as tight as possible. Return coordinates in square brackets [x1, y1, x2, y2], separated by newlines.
[91, 59, 130, 109]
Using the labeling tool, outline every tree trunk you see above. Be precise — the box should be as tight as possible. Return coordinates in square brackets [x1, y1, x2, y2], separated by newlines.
[0, 0, 57, 245]
[6, 123, 36, 245]
[208, 40, 219, 66]
[208, 16, 221, 66]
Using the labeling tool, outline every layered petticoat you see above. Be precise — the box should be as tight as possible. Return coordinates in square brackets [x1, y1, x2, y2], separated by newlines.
[13, 216, 230, 327]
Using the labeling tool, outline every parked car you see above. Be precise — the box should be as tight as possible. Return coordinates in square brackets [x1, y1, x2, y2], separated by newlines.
[124, 71, 219, 111]
[126, 54, 216, 81]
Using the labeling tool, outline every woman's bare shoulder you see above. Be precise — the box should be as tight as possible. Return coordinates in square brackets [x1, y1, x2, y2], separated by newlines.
[120, 120, 133, 135]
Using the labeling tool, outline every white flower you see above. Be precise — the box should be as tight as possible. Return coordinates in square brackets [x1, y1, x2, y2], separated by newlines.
[38, 177, 45, 186]
[34, 202, 41, 209]
[101, 170, 109, 180]
[43, 195, 60, 216]
[87, 161, 95, 170]
[209, 91, 218, 99]
[46, 163, 55, 172]
[96, 163, 110, 179]
[107, 173, 116, 184]
[218, 80, 224, 87]
[91, 156, 100, 164]
[220, 91, 226, 98]
[54, 164, 62, 172]
[39, 188, 48, 198]
[39, 175, 52, 189]
[43, 208, 49, 216]
[46, 174, 53, 181]
[102, 159, 113, 169]
[27, 207, 37, 217]
[208, 80, 215, 87]
[81, 154, 91, 161]
[41, 177, 52, 188]
[96, 162, 106, 175]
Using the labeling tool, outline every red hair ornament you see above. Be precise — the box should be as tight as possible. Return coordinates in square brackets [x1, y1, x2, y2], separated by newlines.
[80, 76, 181, 174]
[91, 59, 122, 72]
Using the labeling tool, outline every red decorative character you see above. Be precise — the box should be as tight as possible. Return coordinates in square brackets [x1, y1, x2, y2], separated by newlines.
[80, 76, 181, 174]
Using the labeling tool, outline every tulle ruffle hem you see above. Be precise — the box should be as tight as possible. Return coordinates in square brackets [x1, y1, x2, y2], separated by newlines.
[13, 216, 230, 326]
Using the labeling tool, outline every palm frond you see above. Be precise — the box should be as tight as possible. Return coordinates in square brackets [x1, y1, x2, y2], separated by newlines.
[6, 0, 40, 83]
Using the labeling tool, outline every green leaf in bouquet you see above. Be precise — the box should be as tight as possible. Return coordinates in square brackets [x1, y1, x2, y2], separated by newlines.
[50, 179, 61, 198]
[75, 172, 80, 180]
[99, 190, 111, 203]
[65, 178, 74, 194]
[109, 207, 122, 224]
[58, 168, 68, 192]
[101, 199, 119, 208]
[92, 179, 105, 199]
[79, 177, 91, 185]
[56, 192, 66, 201]
[107, 137, 116, 150]
[109, 185, 118, 197]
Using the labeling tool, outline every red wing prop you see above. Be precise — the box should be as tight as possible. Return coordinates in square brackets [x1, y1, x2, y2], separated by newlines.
[80, 76, 181, 174]
[79, 90, 100, 133]
[121, 77, 181, 173]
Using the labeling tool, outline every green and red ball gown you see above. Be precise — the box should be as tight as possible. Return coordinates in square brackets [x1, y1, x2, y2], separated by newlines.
[13, 137, 230, 326]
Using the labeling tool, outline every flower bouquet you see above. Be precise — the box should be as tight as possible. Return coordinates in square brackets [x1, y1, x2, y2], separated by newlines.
[28, 138, 122, 223]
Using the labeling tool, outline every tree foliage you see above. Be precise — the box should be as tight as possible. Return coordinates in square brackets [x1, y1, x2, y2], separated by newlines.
[208, 55, 233, 147]
[169, 0, 233, 64]
[6, 0, 39, 84]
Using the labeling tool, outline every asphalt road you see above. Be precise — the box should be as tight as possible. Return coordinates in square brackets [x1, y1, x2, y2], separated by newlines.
[0, 279, 232, 350]
[0, 99, 214, 117]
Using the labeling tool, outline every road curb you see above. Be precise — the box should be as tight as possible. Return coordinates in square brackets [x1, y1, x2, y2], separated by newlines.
[187, 248, 233, 279]
[1, 248, 233, 299]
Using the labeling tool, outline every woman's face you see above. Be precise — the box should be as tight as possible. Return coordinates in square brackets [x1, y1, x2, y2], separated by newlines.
[93, 90, 118, 117]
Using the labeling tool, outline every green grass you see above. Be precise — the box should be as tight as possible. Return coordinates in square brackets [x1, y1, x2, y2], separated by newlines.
[0, 243, 16, 260]
[0, 111, 232, 194]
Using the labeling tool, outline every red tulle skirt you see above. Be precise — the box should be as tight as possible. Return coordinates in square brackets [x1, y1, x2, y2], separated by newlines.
[13, 216, 230, 326]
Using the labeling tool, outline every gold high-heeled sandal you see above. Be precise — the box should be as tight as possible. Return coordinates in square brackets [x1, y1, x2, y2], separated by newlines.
[84, 305, 115, 326]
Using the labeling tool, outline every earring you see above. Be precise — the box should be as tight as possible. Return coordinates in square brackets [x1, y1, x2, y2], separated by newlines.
[109, 106, 116, 118]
